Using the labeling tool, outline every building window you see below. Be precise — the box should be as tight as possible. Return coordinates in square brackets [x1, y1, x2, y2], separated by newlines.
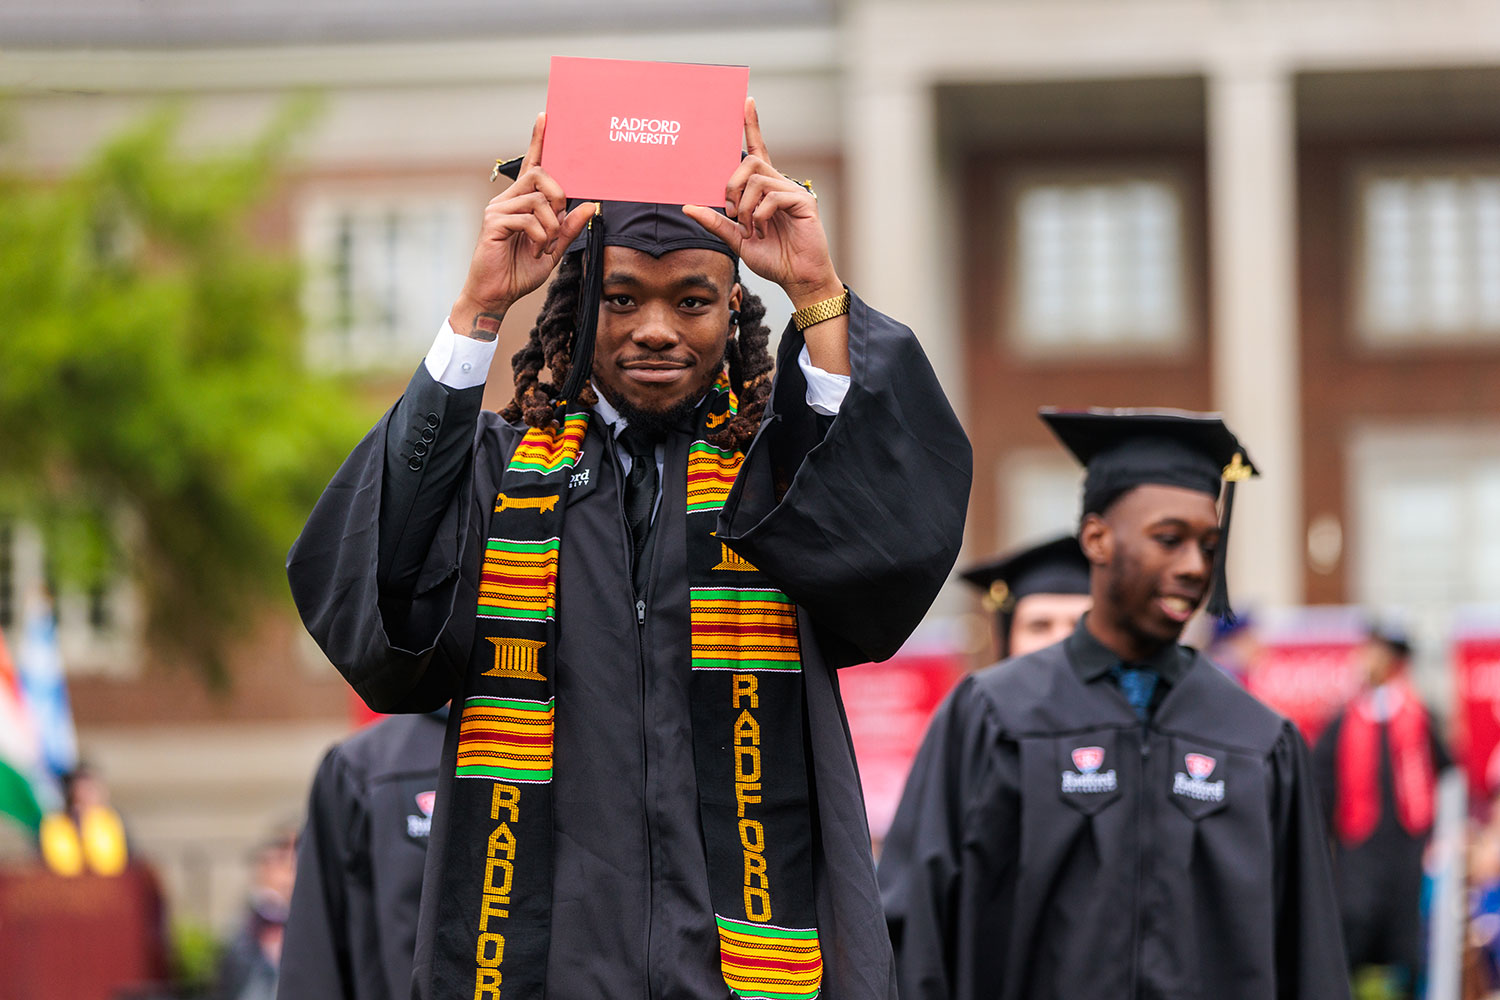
[999, 451, 1084, 547]
[1356, 166, 1500, 344]
[1009, 173, 1187, 354]
[300, 192, 476, 370]
[0, 521, 140, 678]
[1351, 425, 1500, 610]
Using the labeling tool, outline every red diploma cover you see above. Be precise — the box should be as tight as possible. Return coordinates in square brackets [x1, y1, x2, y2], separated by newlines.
[542, 57, 749, 206]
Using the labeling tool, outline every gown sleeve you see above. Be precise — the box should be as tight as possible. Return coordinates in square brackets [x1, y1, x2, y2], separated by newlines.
[718, 291, 973, 667]
[277, 747, 367, 1000]
[1270, 721, 1353, 999]
[878, 678, 1012, 1000]
[287, 365, 507, 713]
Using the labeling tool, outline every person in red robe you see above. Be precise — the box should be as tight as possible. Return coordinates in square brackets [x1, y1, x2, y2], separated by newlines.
[1313, 621, 1453, 997]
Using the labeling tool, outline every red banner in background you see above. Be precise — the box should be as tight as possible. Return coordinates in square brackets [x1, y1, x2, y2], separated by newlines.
[1453, 609, 1500, 803]
[841, 651, 966, 844]
[1246, 607, 1364, 746]
[348, 688, 384, 729]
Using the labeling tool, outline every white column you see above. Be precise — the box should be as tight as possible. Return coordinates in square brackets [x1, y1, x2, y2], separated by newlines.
[842, 69, 963, 417]
[843, 54, 968, 622]
[1207, 60, 1303, 610]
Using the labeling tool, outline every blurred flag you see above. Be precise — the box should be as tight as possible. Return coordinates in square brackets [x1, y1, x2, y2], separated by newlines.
[0, 626, 45, 833]
[17, 592, 79, 782]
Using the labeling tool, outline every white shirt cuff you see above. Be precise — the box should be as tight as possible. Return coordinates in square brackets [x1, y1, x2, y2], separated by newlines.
[798, 344, 850, 417]
[423, 320, 498, 390]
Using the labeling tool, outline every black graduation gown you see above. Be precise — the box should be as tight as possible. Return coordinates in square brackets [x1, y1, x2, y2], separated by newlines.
[878, 630, 1350, 1000]
[286, 291, 972, 1000]
[1311, 705, 1452, 972]
[277, 711, 447, 1000]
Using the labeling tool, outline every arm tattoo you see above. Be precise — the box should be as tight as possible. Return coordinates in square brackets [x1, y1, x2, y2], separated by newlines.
[468, 312, 503, 343]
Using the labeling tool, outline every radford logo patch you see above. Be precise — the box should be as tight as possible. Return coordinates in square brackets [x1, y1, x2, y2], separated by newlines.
[406, 789, 436, 838]
[570, 469, 590, 489]
[1061, 745, 1117, 794]
[1173, 753, 1225, 802]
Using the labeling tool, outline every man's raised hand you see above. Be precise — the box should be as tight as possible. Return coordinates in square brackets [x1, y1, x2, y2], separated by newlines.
[450, 113, 595, 342]
[682, 98, 843, 312]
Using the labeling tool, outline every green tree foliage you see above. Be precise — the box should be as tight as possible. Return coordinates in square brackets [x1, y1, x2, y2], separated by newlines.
[0, 103, 374, 686]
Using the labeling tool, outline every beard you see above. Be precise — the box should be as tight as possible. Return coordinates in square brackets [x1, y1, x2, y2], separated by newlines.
[1103, 545, 1186, 650]
[592, 350, 727, 438]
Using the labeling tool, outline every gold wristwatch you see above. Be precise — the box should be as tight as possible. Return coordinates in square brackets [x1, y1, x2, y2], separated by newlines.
[791, 289, 851, 332]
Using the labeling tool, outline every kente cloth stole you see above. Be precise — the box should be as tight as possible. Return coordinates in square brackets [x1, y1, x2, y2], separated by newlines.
[430, 375, 824, 1000]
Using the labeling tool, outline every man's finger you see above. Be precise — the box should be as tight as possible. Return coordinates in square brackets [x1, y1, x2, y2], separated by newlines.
[737, 173, 789, 237]
[521, 112, 546, 173]
[505, 214, 549, 251]
[532, 169, 567, 216]
[723, 156, 756, 215]
[724, 155, 775, 227]
[744, 97, 770, 162]
[682, 206, 743, 254]
[505, 191, 562, 237]
[751, 190, 805, 232]
[549, 202, 597, 262]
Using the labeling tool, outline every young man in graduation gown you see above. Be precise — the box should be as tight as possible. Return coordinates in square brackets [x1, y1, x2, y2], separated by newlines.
[287, 103, 971, 1000]
[277, 709, 447, 1000]
[878, 408, 1348, 1000]
[959, 535, 1091, 661]
[1312, 623, 1452, 995]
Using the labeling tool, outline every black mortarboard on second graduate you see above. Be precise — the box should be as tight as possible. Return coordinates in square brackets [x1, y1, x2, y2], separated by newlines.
[1039, 407, 1259, 623]
[960, 535, 1091, 655]
[960, 535, 1090, 614]
[494, 156, 738, 406]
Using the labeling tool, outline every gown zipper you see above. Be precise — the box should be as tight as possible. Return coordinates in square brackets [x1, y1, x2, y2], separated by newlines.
[609, 429, 657, 1000]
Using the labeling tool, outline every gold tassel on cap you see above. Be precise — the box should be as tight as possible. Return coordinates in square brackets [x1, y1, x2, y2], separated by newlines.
[1222, 453, 1251, 483]
[984, 581, 1014, 614]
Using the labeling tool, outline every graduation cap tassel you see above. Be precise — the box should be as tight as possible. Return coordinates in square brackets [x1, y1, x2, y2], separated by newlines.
[558, 207, 605, 410]
[1206, 453, 1251, 625]
[1205, 481, 1237, 625]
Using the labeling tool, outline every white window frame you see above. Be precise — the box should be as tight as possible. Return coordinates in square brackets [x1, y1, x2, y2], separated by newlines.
[298, 186, 477, 372]
[1349, 421, 1500, 610]
[0, 521, 142, 680]
[1002, 165, 1194, 360]
[1347, 419, 1500, 706]
[997, 449, 1084, 548]
[1350, 158, 1500, 348]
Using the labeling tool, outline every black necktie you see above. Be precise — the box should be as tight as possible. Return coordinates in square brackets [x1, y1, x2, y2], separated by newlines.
[619, 425, 660, 567]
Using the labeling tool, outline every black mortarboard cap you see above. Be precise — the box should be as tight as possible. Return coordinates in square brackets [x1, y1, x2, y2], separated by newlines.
[1038, 406, 1259, 623]
[960, 534, 1090, 658]
[494, 155, 736, 406]
[960, 534, 1091, 610]
[1366, 616, 1413, 660]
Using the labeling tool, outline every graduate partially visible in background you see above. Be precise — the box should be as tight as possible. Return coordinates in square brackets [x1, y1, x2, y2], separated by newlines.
[277, 709, 447, 1000]
[959, 535, 1091, 662]
[1313, 622, 1452, 999]
[879, 407, 1349, 1000]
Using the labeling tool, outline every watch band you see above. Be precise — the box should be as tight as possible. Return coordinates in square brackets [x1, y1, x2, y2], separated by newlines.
[791, 289, 851, 332]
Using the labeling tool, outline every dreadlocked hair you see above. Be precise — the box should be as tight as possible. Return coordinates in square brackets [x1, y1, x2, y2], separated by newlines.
[707, 276, 774, 453]
[500, 254, 777, 454]
[500, 252, 595, 429]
